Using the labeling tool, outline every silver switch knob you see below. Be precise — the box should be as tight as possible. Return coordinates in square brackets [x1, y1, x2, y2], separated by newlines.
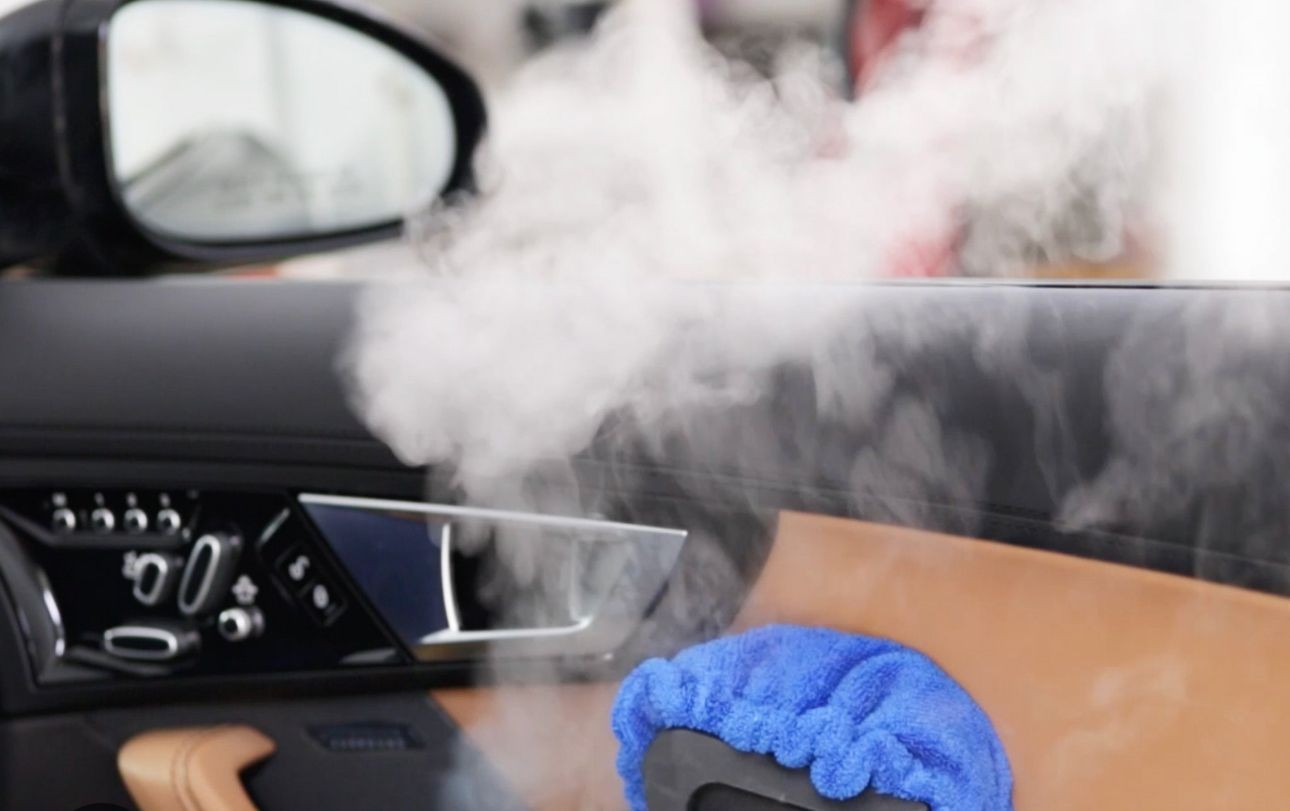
[123, 507, 149, 534]
[217, 607, 264, 642]
[51, 508, 77, 533]
[156, 508, 182, 536]
[90, 507, 115, 534]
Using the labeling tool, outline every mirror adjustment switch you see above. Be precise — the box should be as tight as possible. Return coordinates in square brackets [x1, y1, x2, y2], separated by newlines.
[132, 552, 181, 607]
[217, 607, 265, 642]
[177, 532, 242, 617]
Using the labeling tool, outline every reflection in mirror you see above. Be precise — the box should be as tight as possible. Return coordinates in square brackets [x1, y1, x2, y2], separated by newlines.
[107, 0, 459, 243]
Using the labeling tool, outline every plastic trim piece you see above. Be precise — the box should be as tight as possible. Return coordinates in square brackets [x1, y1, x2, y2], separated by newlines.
[644, 729, 926, 811]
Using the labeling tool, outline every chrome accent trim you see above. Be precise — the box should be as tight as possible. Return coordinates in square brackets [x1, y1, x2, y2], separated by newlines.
[259, 508, 291, 543]
[0, 518, 68, 672]
[298, 494, 687, 540]
[177, 534, 222, 616]
[439, 521, 460, 633]
[103, 625, 185, 662]
[419, 616, 594, 645]
[33, 568, 65, 659]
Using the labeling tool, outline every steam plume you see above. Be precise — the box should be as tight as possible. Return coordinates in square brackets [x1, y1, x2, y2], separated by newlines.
[339, 1, 1290, 806]
[347, 0, 1184, 495]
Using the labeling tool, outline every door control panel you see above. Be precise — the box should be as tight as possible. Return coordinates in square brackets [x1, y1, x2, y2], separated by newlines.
[0, 488, 693, 686]
[0, 489, 404, 684]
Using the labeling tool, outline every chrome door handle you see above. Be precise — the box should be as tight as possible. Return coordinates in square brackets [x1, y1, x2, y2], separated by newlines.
[299, 494, 688, 661]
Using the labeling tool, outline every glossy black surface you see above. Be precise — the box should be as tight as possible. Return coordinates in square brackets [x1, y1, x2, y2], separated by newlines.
[646, 730, 925, 811]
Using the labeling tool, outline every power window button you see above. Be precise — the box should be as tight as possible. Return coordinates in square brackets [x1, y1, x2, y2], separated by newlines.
[275, 546, 345, 625]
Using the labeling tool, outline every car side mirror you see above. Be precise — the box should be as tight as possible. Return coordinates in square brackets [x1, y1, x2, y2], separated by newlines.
[0, 0, 485, 275]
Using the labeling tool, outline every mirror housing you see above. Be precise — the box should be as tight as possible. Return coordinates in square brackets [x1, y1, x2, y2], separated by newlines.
[0, 0, 485, 275]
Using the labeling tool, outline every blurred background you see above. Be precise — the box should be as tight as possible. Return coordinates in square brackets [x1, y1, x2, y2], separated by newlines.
[303, 0, 1148, 282]
[364, 0, 851, 88]
[0, 0, 1159, 281]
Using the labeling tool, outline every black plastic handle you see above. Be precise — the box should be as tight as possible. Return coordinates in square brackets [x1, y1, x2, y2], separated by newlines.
[643, 729, 928, 811]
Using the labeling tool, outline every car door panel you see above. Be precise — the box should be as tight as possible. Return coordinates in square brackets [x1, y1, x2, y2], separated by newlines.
[429, 508, 1290, 811]
[1, 279, 1288, 808]
[1, 693, 522, 810]
[739, 511, 1290, 809]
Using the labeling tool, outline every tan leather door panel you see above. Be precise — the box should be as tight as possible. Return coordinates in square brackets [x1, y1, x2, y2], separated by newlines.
[435, 511, 1290, 810]
[739, 512, 1290, 809]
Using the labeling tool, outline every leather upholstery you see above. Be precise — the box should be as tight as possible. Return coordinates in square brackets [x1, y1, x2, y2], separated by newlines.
[738, 512, 1290, 809]
[118, 725, 274, 811]
[436, 511, 1290, 810]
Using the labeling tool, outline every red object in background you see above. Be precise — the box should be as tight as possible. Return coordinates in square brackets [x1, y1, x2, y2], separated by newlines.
[848, 0, 958, 277]
[849, 0, 927, 91]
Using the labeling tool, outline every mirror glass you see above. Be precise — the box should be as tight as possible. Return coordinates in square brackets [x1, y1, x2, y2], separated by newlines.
[106, 0, 459, 243]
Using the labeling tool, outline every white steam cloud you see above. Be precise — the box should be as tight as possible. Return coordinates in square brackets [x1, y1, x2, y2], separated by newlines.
[339, 1, 1290, 806]
[346, 0, 1200, 496]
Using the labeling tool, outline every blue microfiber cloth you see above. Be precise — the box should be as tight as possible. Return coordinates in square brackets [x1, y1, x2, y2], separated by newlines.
[612, 624, 1013, 811]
